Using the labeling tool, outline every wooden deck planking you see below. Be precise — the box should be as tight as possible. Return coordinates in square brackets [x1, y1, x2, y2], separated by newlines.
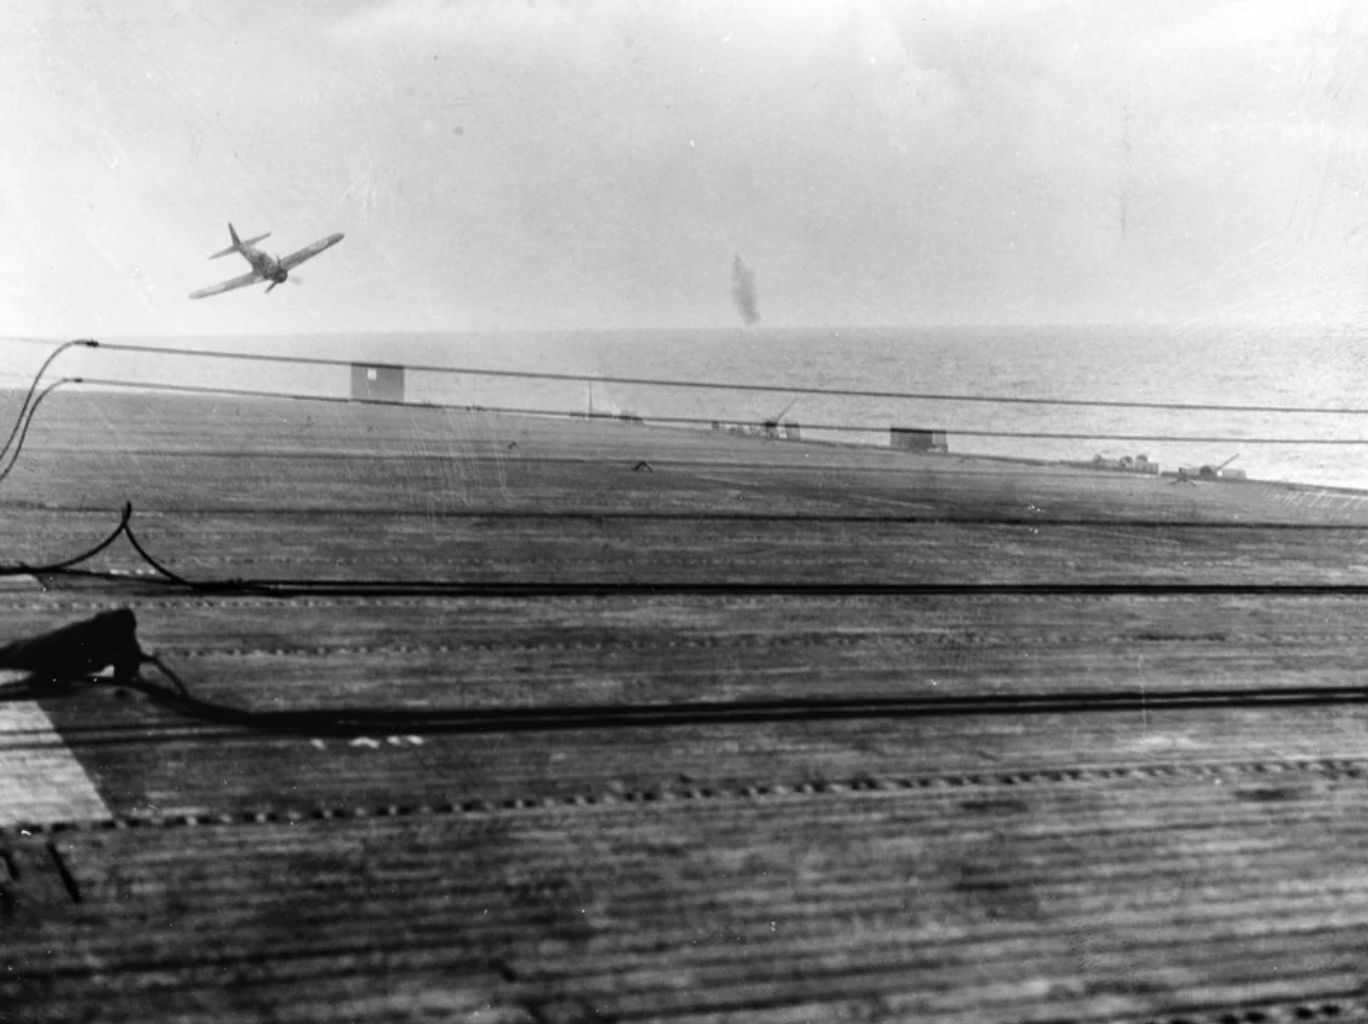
[11, 508, 1368, 586]
[21, 698, 1368, 822]
[6, 390, 1368, 1022]
[12, 393, 1368, 526]
[0, 702, 110, 826]
[13, 448, 1368, 524]
[7, 592, 1368, 704]
[8, 779, 1368, 1021]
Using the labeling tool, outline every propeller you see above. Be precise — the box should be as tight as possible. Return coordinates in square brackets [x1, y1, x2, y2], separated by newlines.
[263, 255, 298, 293]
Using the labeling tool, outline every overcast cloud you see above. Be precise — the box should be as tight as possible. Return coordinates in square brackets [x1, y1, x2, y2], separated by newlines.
[2, 0, 1366, 335]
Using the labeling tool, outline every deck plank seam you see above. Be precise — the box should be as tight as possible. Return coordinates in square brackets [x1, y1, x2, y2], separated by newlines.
[3, 756, 1364, 837]
[1116, 996, 1354, 1024]
[137, 629, 1338, 658]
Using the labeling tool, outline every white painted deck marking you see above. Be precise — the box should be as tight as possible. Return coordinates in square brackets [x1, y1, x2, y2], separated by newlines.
[0, 701, 110, 826]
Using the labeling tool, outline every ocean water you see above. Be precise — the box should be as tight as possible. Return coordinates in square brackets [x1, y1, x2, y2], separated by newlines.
[6, 324, 1368, 489]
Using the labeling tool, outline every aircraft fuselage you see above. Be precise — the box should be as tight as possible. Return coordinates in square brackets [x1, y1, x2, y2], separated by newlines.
[190, 224, 344, 299]
[239, 246, 288, 284]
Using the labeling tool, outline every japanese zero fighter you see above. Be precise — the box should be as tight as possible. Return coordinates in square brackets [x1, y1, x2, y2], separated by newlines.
[189, 224, 345, 299]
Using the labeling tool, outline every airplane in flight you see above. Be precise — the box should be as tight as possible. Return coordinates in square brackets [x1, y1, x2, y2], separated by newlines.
[189, 224, 345, 299]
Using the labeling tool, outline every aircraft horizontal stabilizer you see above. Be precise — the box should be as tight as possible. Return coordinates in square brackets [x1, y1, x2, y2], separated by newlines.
[209, 231, 270, 259]
[190, 225, 342, 299]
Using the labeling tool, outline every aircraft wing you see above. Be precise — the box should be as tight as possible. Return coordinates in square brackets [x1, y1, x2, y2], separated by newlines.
[279, 232, 345, 272]
[189, 270, 264, 300]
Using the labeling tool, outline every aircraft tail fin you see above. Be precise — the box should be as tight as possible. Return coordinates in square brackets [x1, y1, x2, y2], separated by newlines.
[209, 223, 271, 259]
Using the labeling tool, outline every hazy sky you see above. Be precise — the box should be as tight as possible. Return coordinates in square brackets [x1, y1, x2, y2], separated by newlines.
[3, 0, 1367, 335]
